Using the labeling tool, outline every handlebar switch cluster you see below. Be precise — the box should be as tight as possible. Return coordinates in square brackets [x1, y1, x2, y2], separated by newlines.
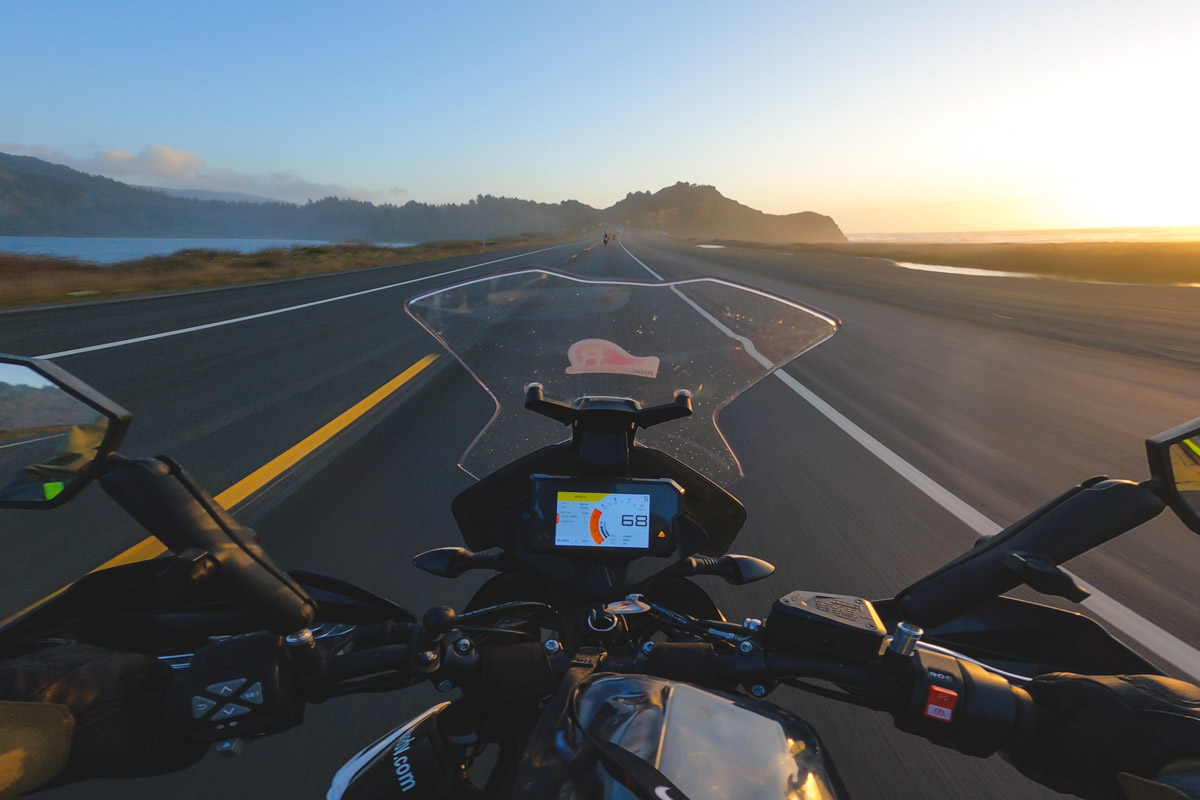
[764, 591, 886, 662]
[892, 649, 1032, 758]
[168, 631, 304, 744]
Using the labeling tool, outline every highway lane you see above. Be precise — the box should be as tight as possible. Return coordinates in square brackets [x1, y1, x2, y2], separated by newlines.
[36, 238, 1070, 800]
[618, 232, 1200, 658]
[0, 241, 582, 358]
[9, 230, 1199, 799]
[44, 334, 1068, 800]
[0, 239, 589, 613]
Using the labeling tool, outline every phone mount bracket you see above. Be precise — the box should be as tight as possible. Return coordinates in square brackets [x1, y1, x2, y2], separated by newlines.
[524, 383, 692, 471]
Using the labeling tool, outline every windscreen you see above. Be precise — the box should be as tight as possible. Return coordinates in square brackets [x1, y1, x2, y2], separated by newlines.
[405, 269, 837, 487]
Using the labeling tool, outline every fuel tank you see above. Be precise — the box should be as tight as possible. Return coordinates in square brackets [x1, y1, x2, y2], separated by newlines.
[515, 674, 848, 799]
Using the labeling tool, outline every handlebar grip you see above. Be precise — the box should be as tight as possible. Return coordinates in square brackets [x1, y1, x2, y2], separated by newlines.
[167, 632, 305, 743]
[892, 649, 1040, 758]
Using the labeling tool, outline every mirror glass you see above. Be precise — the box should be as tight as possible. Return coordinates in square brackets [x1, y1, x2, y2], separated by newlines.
[0, 363, 108, 504]
[1171, 436, 1200, 520]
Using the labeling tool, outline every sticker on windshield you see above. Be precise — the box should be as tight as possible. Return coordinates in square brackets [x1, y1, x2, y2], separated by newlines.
[566, 339, 660, 379]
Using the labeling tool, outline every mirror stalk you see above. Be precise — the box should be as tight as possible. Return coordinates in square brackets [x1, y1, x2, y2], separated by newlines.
[893, 477, 1164, 628]
[100, 455, 316, 634]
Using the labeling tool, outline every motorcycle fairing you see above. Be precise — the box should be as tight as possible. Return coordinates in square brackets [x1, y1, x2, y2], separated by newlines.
[327, 702, 454, 800]
[451, 442, 747, 597]
[405, 269, 839, 488]
[453, 443, 746, 557]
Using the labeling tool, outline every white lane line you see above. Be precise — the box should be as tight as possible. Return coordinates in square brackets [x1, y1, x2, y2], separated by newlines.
[620, 233, 1200, 681]
[772, 371, 1004, 535]
[37, 242, 577, 360]
[0, 433, 66, 451]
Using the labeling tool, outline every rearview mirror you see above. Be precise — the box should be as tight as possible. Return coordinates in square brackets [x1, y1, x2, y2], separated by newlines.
[0, 355, 131, 509]
[1147, 417, 1200, 535]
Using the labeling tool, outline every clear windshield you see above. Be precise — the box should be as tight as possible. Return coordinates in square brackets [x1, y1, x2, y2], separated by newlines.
[405, 269, 837, 487]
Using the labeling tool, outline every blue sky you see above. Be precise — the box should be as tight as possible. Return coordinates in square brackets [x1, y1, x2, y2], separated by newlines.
[3, 0, 1197, 232]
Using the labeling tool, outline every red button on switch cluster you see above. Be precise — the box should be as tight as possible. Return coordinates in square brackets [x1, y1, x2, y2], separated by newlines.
[923, 685, 958, 722]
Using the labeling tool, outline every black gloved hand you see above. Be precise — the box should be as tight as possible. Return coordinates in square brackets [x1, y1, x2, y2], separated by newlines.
[0, 642, 206, 786]
[1005, 673, 1200, 800]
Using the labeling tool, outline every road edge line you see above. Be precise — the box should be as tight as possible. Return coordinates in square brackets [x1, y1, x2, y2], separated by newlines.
[620, 232, 1200, 681]
[37, 241, 578, 359]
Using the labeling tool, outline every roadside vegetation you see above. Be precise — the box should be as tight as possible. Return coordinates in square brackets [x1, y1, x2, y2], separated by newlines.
[705, 240, 1200, 285]
[0, 234, 565, 308]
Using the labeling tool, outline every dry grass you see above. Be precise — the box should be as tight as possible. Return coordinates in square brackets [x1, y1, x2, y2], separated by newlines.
[0, 235, 566, 308]
[705, 240, 1200, 285]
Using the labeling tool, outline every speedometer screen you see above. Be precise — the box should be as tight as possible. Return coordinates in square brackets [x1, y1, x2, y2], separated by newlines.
[555, 491, 651, 548]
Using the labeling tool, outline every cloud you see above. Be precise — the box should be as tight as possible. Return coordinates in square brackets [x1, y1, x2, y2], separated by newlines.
[95, 145, 207, 179]
[1, 142, 399, 205]
[0, 144, 75, 163]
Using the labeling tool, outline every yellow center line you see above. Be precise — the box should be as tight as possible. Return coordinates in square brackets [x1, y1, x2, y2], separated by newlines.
[0, 353, 439, 627]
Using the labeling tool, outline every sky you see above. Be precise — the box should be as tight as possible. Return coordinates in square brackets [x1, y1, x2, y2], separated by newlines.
[2, 0, 1198, 233]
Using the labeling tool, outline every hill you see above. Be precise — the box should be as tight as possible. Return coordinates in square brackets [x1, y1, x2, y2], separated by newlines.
[0, 153, 844, 244]
[0, 382, 91, 431]
[0, 153, 600, 241]
[607, 182, 845, 242]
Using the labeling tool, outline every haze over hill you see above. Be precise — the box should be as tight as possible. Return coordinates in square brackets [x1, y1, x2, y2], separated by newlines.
[133, 186, 283, 204]
[0, 154, 845, 244]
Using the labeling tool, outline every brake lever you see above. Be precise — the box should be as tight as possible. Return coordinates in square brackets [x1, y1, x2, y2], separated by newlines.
[605, 594, 755, 648]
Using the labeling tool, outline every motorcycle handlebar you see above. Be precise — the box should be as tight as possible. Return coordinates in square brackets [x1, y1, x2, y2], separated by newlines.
[324, 645, 412, 683]
[168, 614, 1042, 762]
[636, 641, 1040, 759]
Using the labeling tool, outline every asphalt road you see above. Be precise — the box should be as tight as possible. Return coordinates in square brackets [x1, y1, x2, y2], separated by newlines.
[3, 231, 1199, 799]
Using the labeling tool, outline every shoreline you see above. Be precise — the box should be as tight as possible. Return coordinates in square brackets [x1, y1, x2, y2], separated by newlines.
[0, 234, 571, 308]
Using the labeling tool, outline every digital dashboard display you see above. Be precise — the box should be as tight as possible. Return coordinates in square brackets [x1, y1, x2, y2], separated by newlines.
[526, 475, 683, 557]
[555, 491, 651, 548]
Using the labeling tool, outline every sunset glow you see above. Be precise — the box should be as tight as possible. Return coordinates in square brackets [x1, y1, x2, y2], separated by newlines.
[2, 0, 1196, 233]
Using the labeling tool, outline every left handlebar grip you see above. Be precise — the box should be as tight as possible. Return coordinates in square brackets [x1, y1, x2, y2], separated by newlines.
[167, 632, 306, 743]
